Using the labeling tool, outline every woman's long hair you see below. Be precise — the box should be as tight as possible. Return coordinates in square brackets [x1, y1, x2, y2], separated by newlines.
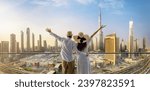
[77, 36, 87, 51]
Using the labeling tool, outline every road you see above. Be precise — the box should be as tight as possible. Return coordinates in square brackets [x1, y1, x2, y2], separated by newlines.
[111, 57, 150, 74]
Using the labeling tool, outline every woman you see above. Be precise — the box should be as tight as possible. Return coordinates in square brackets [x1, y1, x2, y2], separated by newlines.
[74, 25, 106, 74]
[74, 32, 91, 74]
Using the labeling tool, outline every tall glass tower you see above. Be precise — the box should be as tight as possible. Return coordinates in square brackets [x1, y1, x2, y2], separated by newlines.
[128, 18, 134, 58]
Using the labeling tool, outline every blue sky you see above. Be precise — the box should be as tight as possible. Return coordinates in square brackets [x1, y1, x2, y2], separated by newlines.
[0, 0, 150, 47]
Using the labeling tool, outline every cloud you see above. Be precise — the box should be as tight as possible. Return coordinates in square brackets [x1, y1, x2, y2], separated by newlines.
[99, 0, 124, 9]
[30, 0, 96, 6]
[76, 0, 96, 5]
[31, 0, 69, 7]
[51, 0, 69, 6]
[31, 0, 50, 6]
[99, 0, 124, 15]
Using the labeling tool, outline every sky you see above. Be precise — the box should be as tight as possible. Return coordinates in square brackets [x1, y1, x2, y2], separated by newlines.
[0, 0, 150, 47]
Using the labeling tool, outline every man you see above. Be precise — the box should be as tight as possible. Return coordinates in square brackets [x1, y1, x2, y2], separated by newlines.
[46, 28, 79, 74]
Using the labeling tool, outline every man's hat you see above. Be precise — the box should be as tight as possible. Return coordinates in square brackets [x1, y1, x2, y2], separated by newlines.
[67, 31, 72, 36]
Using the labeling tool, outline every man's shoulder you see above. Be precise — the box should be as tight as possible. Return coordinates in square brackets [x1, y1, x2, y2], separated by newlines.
[65, 38, 75, 43]
[70, 40, 76, 45]
[69, 39, 75, 43]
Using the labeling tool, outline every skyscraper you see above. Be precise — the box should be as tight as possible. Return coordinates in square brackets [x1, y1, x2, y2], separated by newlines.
[134, 39, 138, 52]
[39, 34, 42, 51]
[120, 39, 123, 52]
[1, 41, 9, 58]
[32, 33, 35, 52]
[143, 37, 146, 51]
[37, 40, 40, 51]
[15, 42, 20, 53]
[104, 33, 119, 65]
[1, 41, 9, 53]
[43, 40, 47, 51]
[26, 27, 30, 52]
[90, 39, 94, 51]
[94, 37, 98, 51]
[10, 34, 16, 53]
[128, 18, 134, 58]
[98, 8, 104, 51]
[21, 31, 24, 52]
[116, 37, 120, 52]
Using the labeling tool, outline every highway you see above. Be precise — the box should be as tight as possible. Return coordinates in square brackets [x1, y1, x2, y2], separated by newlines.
[111, 57, 150, 74]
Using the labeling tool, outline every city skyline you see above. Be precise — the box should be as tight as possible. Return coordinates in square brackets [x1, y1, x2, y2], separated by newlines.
[0, 0, 150, 48]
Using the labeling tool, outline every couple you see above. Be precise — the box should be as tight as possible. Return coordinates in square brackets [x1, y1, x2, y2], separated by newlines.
[46, 26, 105, 74]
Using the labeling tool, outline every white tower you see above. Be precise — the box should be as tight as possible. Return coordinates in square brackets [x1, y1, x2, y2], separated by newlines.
[21, 31, 24, 52]
[32, 33, 35, 52]
[98, 8, 104, 51]
[128, 18, 134, 58]
[26, 27, 30, 52]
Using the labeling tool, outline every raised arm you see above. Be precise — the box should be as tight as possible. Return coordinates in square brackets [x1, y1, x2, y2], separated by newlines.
[89, 25, 106, 41]
[85, 25, 106, 47]
[46, 28, 64, 42]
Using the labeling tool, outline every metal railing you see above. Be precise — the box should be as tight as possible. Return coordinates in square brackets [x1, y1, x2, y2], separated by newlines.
[0, 52, 150, 54]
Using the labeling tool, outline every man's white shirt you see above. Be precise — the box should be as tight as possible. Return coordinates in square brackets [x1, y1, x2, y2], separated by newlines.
[49, 32, 79, 62]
